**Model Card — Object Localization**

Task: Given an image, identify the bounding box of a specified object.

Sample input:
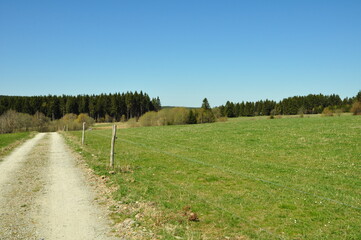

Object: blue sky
[0,0,360,107]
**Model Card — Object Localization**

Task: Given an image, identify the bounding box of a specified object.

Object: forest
[218,92,360,117]
[1,91,360,125]
[0,91,161,122]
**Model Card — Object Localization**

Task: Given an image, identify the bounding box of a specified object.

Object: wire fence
[79,128,360,239]
[87,130,285,239]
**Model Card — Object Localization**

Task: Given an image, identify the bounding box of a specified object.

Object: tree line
[0,91,161,122]
[218,92,360,118]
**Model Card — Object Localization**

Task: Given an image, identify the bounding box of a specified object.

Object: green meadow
[65,115,361,239]
[0,132,32,157]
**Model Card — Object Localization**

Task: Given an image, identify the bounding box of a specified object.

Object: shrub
[104,114,113,123]
[351,101,361,115]
[0,110,18,133]
[120,115,126,122]
[62,113,77,122]
[334,109,343,117]
[217,117,228,122]
[51,113,95,131]
[212,107,223,119]
[139,111,158,126]
[298,107,305,118]
[58,114,80,131]
[126,118,139,128]
[33,112,51,132]
[133,107,218,127]
[322,107,334,117]
[77,113,95,126]
[196,109,215,124]
[172,108,189,125]
[0,110,51,133]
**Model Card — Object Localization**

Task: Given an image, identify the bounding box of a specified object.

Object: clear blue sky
[1,0,360,107]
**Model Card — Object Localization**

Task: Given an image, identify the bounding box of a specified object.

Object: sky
[0,0,360,107]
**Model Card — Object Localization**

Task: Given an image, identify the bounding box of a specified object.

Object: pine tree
[201,98,211,110]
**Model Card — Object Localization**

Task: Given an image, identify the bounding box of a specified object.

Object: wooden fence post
[110,124,117,168]
[82,122,86,145]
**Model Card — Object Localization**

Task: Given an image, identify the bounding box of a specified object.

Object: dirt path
[0,132,118,240]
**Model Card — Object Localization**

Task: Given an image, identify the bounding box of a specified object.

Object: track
[0,132,117,240]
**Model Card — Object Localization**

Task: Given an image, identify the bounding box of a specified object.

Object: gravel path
[0,132,118,240]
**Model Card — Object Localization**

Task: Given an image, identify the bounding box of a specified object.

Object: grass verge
[0,132,35,159]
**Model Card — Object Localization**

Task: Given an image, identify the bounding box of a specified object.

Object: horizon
[1,1,360,107]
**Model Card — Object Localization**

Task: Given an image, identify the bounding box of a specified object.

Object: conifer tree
[201,98,211,110]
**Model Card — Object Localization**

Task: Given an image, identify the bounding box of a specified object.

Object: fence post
[82,122,86,145]
[110,124,117,168]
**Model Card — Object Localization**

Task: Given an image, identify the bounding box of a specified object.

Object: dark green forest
[0,92,161,122]
[218,92,360,117]
[1,91,360,122]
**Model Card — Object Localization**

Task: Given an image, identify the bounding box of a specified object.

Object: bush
[351,101,361,115]
[334,109,343,116]
[217,117,228,122]
[196,109,215,124]
[136,107,218,128]
[0,110,19,133]
[126,118,139,128]
[0,111,96,133]
[212,107,223,119]
[77,113,95,126]
[120,115,126,122]
[0,110,51,133]
[138,111,158,126]
[298,107,305,118]
[322,107,334,117]
[49,113,95,131]
[172,108,189,125]
[138,108,190,127]
[104,114,113,123]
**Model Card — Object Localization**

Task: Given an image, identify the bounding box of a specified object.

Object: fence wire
[84,129,360,239]
[88,129,286,239]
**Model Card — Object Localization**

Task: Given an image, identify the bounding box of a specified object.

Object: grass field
[65,115,361,239]
[0,132,33,157]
